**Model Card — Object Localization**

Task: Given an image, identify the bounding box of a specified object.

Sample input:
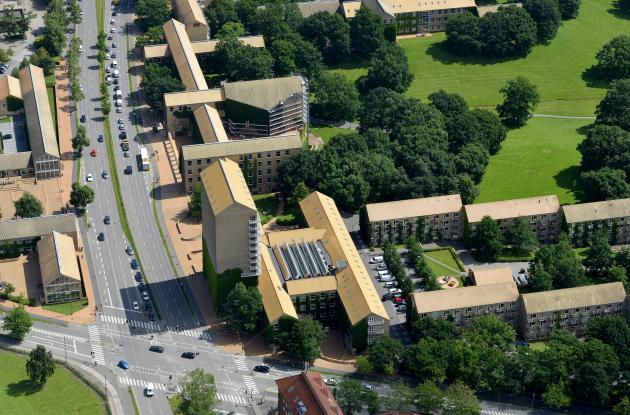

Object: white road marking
[88,325,106,365]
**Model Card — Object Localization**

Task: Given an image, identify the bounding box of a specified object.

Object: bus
[140,147,150,171]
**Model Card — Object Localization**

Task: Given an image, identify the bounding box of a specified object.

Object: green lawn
[530,342,548,351]
[476,117,588,205]
[46,86,57,133]
[310,125,351,145]
[42,299,89,315]
[332,0,630,115]
[0,350,106,415]
[423,249,462,277]
[253,193,279,225]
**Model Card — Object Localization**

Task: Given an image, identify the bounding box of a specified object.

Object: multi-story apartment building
[464,195,561,243]
[518,282,627,341]
[200,158,259,277]
[470,266,514,286]
[363,194,463,245]
[276,372,343,415]
[180,133,302,194]
[410,281,520,331]
[361,0,476,34]
[563,198,630,246]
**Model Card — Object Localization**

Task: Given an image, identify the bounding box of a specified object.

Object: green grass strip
[128,386,140,415]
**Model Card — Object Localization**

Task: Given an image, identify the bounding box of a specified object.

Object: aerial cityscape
[0,0,629,413]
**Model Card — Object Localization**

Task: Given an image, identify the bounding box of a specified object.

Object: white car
[117,118,124,124]
[324,378,337,386]
[379,275,395,282]
[110,27,116,33]
[132,301,139,311]
[145,383,154,397]
[363,384,374,390]
[116,107,123,113]
[86,173,93,182]
[141,291,149,301]
[388,288,402,295]
[369,256,384,264]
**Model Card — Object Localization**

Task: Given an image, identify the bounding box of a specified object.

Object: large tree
[528,235,586,290]
[72,125,90,154]
[136,0,171,29]
[42,0,67,56]
[311,72,360,122]
[444,12,481,56]
[251,1,302,43]
[581,167,630,202]
[410,316,454,342]
[204,0,238,37]
[584,229,614,275]
[188,182,202,221]
[443,381,481,415]
[594,35,630,81]
[140,64,185,113]
[478,6,537,57]
[334,380,364,414]
[14,192,43,218]
[367,335,403,374]
[523,0,562,42]
[26,345,55,385]
[504,217,538,255]
[471,215,503,261]
[278,318,325,363]
[455,142,489,183]
[496,76,540,127]
[2,304,32,339]
[414,381,444,414]
[558,0,580,19]
[221,282,263,332]
[300,11,350,64]
[69,183,95,210]
[595,79,630,131]
[403,337,450,382]
[29,48,55,76]
[224,44,274,81]
[356,43,413,94]
[577,125,630,175]
[587,316,630,370]
[177,368,217,415]
[349,8,385,59]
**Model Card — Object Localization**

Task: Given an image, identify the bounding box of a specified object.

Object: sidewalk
[55,59,74,209]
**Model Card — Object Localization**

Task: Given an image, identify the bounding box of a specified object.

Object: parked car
[383,281,398,288]
[253,365,270,373]
[145,302,152,312]
[138,282,146,292]
[80,114,86,122]
[126,245,134,255]
[181,352,195,359]
[3,134,12,140]
[118,360,129,370]
[86,173,93,182]
[124,165,132,174]
[381,293,393,302]
[375,264,387,271]
[379,275,395,282]
[116,107,123,113]
[134,272,142,282]
[324,378,337,386]
[369,256,384,264]
[123,151,130,157]
[102,171,109,179]
[148,313,156,322]
[396,304,407,313]
[141,291,149,301]
[132,301,139,311]
[363,384,374,390]
[131,259,138,270]
[149,345,164,353]
[119,131,127,139]
[394,297,405,304]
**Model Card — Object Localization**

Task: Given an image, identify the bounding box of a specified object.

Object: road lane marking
[30,327,88,343]
[88,325,106,365]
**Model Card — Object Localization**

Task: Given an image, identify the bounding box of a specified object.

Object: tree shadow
[554,165,583,202]
[581,66,610,89]
[576,123,595,136]
[608,1,630,20]
[6,379,43,397]
[424,41,522,66]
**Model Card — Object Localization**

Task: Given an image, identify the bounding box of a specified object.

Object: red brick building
[275,372,343,415]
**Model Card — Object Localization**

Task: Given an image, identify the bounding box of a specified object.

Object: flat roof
[200,158,256,215]
[563,198,630,224]
[181,133,302,161]
[472,266,514,286]
[411,281,519,314]
[164,89,224,107]
[379,0,476,14]
[144,35,265,59]
[19,64,59,160]
[193,104,228,143]
[163,19,208,91]
[296,0,340,17]
[37,231,81,285]
[0,151,32,171]
[0,214,78,242]
[366,194,462,222]
[300,192,389,324]
[521,282,627,314]
[464,195,560,223]
[223,76,304,111]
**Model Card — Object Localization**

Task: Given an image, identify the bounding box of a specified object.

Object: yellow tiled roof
[341,1,362,18]
[563,198,630,224]
[412,282,519,314]
[163,89,224,107]
[193,104,228,143]
[285,276,338,296]
[200,158,256,215]
[521,282,627,314]
[472,266,514,286]
[174,0,206,27]
[181,133,302,161]
[366,194,462,222]
[259,243,298,323]
[37,231,81,285]
[464,195,560,223]
[300,192,388,325]
[163,19,208,91]
[380,0,475,14]
[265,228,327,246]
[144,36,265,59]
[0,74,22,100]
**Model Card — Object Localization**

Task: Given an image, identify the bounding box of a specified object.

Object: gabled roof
[181,133,302,161]
[0,74,22,100]
[200,158,256,215]
[464,195,560,223]
[0,214,78,242]
[341,0,362,18]
[285,276,338,296]
[366,194,462,222]
[300,192,388,325]
[276,372,343,415]
[37,231,81,285]
[296,0,340,17]
[259,243,298,323]
[19,64,59,160]
[411,282,519,314]
[0,151,32,172]
[144,36,265,59]
[521,282,627,314]
[163,89,224,107]
[563,198,630,224]
[173,0,207,29]
[223,76,304,111]
[193,104,228,143]
[162,19,208,91]
[472,266,514,286]
[379,0,475,14]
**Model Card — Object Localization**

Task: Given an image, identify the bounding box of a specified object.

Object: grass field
[310,125,351,145]
[332,0,630,115]
[42,299,89,315]
[423,249,462,277]
[476,117,588,204]
[46,86,57,133]
[0,350,106,415]
[253,193,278,225]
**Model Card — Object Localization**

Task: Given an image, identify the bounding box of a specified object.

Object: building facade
[464,195,561,243]
[180,133,303,194]
[363,194,463,245]
[200,158,260,277]
[0,74,23,116]
[0,152,33,178]
[563,198,630,246]
[173,0,208,41]
[518,282,627,341]
[276,372,343,415]
[37,231,82,304]
[0,214,80,253]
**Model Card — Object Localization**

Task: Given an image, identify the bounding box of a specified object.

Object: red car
[394,297,405,304]
[90,148,97,157]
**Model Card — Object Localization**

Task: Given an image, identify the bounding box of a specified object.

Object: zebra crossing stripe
[242,375,258,394]
[119,377,167,391]
[217,393,247,405]
[481,411,518,415]
[99,315,212,340]
[30,327,88,343]
[88,325,105,365]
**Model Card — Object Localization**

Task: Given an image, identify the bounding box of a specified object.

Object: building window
[276,151,281,156]
[196,160,201,165]
[310,303,316,310]
[267,152,271,157]
[299,304,306,311]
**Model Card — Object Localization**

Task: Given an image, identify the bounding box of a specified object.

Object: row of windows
[291,292,336,302]
[239,151,290,160]
[528,303,622,319]
[169,105,192,112]
[298,302,337,311]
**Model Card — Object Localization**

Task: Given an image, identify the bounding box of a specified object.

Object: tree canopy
[278,318,325,363]
[356,43,413,94]
[311,72,360,122]
[594,35,630,81]
[140,64,184,113]
[496,76,540,127]
[523,0,562,42]
[136,0,171,30]
[221,282,263,332]
[177,368,217,415]
[69,183,95,210]
[26,345,55,385]
[349,8,385,59]
[470,215,503,261]
[528,235,585,290]
[14,192,43,218]
[595,79,630,131]
[300,11,350,64]
[2,304,32,339]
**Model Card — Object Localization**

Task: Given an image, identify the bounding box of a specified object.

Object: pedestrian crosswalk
[165,326,212,342]
[233,355,248,371]
[88,325,105,365]
[242,375,258,395]
[119,377,168,391]
[31,327,88,343]
[481,411,518,415]
[217,392,248,405]
[98,314,212,341]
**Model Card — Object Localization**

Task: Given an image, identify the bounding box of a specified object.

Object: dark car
[105,46,110,52]
[148,312,156,322]
[253,365,270,373]
[80,114,87,122]
[149,345,163,353]
[144,302,153,311]
[118,360,130,370]
[124,165,132,175]
[130,259,138,270]
[104,216,111,225]
[97,232,105,241]
[181,352,195,359]
[119,131,126,139]
[97,134,104,142]
[3,134,12,140]
[138,282,146,291]
[134,272,143,282]
[381,293,393,302]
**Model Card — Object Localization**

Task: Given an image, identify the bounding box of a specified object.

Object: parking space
[0,115,28,153]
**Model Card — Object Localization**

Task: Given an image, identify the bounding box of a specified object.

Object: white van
[145,383,154,397]
[377,270,390,277]
[111,60,118,68]
[379,275,395,282]
[115,90,122,98]
[115,99,122,107]
[113,69,119,78]
[369,256,384,264]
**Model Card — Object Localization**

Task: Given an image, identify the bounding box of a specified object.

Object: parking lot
[0,115,28,153]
